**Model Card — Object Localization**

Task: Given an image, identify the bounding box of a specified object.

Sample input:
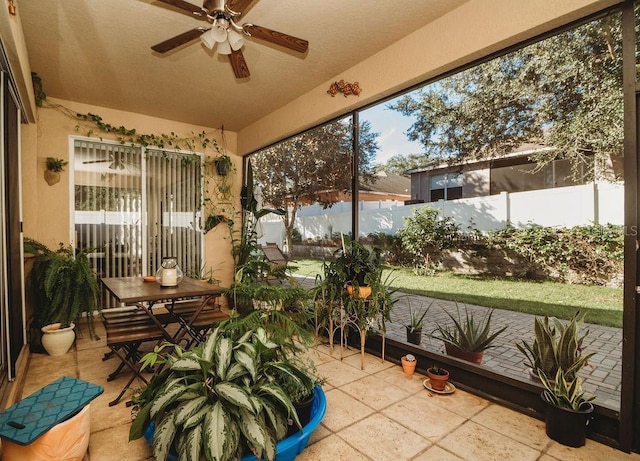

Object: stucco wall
[238,0,621,155]
[21,98,241,285]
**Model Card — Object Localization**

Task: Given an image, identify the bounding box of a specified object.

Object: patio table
[100,276,223,344]
[100,276,224,405]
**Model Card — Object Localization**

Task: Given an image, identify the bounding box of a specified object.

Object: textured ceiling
[18,0,469,131]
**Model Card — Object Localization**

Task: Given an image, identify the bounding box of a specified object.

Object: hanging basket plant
[215,154,232,176]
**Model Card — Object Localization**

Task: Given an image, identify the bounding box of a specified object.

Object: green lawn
[291,259,623,327]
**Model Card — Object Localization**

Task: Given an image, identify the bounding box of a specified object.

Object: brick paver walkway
[387,294,622,410]
[296,276,623,410]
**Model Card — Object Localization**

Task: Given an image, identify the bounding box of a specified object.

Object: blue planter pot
[145,386,327,461]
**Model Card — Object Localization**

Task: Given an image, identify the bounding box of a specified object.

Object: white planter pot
[41,323,75,356]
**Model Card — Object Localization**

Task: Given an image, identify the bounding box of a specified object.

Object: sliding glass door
[72,138,203,290]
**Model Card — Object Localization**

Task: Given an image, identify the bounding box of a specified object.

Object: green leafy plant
[539,369,595,411]
[427,364,448,376]
[218,308,314,359]
[276,356,324,404]
[400,300,432,333]
[336,235,382,286]
[45,157,68,172]
[24,238,100,338]
[234,159,285,283]
[214,154,232,176]
[432,304,507,353]
[398,206,461,273]
[516,311,594,382]
[130,326,315,461]
[251,284,310,312]
[488,224,623,285]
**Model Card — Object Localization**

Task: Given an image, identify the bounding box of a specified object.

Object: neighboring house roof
[404,143,556,175]
[361,171,411,197]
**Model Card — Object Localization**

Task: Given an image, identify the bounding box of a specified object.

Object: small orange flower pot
[401,355,417,376]
[345,284,372,299]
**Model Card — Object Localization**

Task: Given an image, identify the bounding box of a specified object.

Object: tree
[251,119,379,250]
[390,15,623,180]
[399,206,460,273]
[376,153,430,177]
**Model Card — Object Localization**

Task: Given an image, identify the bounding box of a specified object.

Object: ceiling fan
[151,0,309,78]
[83,152,126,170]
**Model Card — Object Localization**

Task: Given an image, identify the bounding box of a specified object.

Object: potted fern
[130,324,327,461]
[25,238,100,355]
[432,304,507,364]
[539,369,595,447]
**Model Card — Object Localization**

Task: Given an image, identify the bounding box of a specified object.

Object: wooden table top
[100,276,223,304]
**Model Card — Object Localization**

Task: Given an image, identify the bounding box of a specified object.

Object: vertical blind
[73,140,203,292]
[145,148,203,279]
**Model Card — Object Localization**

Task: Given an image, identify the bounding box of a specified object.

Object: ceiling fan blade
[228,48,250,78]
[83,159,110,164]
[244,24,308,54]
[151,28,205,53]
[227,0,255,15]
[156,0,204,15]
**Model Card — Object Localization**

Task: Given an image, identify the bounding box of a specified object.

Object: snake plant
[129,326,314,461]
[432,304,507,352]
[539,369,595,411]
[516,311,594,382]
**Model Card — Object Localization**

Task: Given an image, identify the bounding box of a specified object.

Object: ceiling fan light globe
[200,29,216,49]
[228,29,245,51]
[217,39,232,55]
[211,24,228,43]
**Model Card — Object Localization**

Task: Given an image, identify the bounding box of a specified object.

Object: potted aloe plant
[432,304,507,364]
[400,300,432,345]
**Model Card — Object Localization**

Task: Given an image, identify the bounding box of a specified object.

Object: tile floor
[13,321,640,461]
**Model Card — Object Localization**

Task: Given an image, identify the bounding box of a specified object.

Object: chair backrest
[262,245,287,267]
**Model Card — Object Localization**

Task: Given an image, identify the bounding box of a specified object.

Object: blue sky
[360,95,424,165]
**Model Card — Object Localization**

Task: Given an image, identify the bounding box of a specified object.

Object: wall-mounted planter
[44,170,61,186]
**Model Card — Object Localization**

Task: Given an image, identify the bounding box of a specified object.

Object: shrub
[488,224,623,285]
[398,207,461,272]
[363,232,411,264]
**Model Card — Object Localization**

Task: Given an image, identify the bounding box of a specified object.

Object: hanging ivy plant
[42,99,237,237]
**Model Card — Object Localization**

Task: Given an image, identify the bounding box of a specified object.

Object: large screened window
[250,116,354,260]
[248,7,627,433]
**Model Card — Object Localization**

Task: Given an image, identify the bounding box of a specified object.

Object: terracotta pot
[401,355,417,376]
[345,284,371,299]
[427,367,450,391]
[41,323,75,356]
[444,343,483,364]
